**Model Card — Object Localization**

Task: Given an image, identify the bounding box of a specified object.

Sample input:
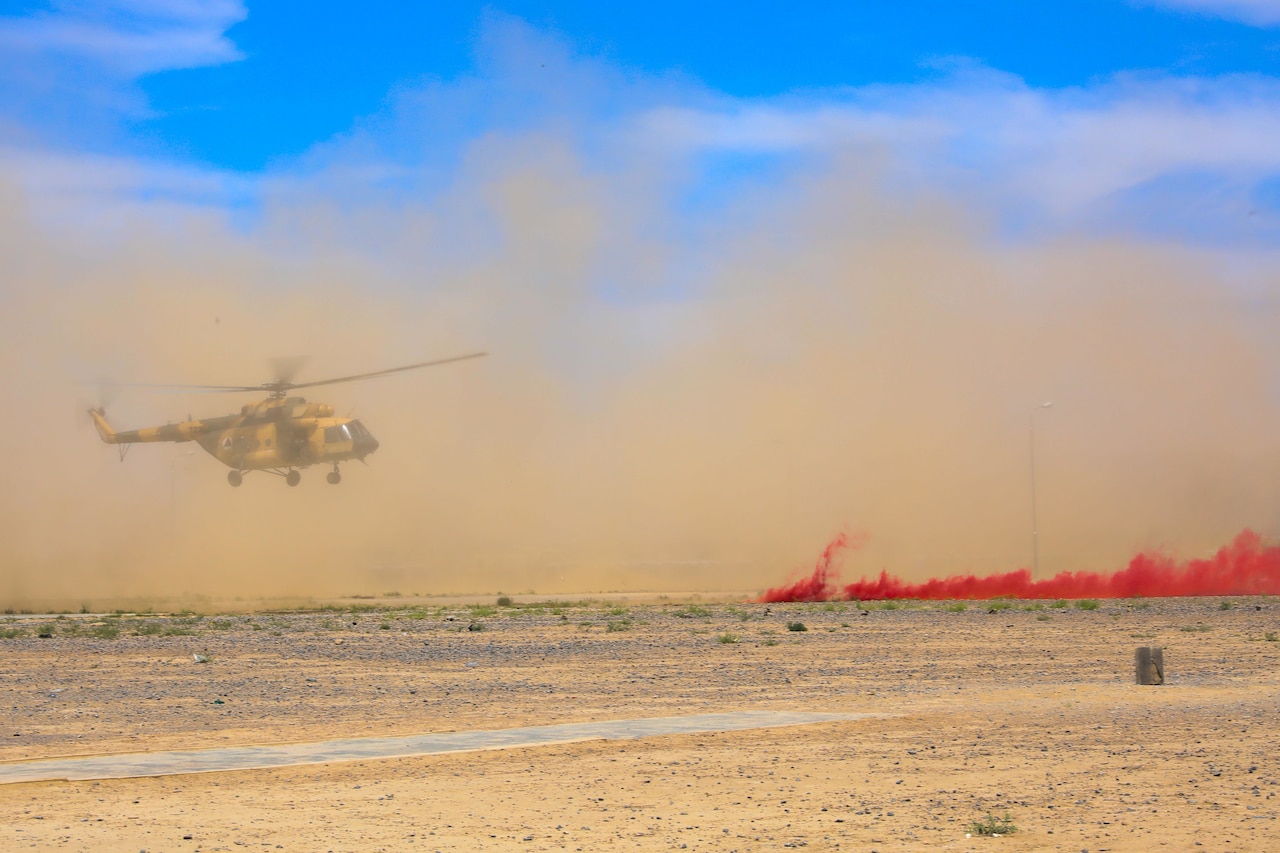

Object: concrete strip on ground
[0,711,874,784]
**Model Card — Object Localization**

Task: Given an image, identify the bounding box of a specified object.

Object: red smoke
[759,532,853,602]
[760,529,1280,602]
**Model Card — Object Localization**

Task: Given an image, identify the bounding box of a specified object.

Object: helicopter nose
[356,431,379,456]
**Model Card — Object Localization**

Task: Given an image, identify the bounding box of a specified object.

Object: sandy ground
[1,596,1277,851]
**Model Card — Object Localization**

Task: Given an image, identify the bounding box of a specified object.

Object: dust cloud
[3,135,1280,610]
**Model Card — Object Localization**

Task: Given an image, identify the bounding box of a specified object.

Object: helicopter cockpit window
[324,424,352,444]
[347,420,373,442]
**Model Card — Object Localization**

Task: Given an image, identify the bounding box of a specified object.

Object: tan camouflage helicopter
[88,352,485,487]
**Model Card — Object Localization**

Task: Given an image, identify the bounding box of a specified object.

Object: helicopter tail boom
[88,408,120,443]
[88,408,196,444]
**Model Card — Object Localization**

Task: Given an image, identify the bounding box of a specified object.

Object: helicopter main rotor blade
[284,352,487,391]
[80,352,486,396]
[82,380,266,393]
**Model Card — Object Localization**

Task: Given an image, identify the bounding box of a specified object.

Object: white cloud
[0,0,246,76]
[1139,0,1280,26]
[0,145,256,235]
[631,71,1280,234]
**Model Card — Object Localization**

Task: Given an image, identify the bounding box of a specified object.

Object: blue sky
[1,1,1280,246]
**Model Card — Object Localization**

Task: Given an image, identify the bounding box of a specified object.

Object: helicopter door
[277,422,307,464]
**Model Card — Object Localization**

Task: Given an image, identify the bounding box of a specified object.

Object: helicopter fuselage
[89,396,379,484]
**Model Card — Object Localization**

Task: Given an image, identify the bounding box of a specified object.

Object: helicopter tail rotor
[75,376,120,433]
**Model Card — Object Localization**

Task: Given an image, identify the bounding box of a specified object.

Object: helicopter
[88,352,486,487]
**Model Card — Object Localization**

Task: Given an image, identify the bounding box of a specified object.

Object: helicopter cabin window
[324,424,352,444]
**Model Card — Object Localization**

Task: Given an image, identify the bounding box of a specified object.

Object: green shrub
[1050,599,1068,609]
[496,596,513,607]
[605,619,632,632]
[786,621,807,632]
[674,605,711,618]
[717,633,739,644]
[1075,600,1100,611]
[968,813,1018,836]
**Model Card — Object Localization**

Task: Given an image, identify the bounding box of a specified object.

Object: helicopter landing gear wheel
[286,469,301,487]
[326,466,341,485]
[227,470,242,487]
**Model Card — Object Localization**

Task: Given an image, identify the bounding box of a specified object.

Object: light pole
[1029,401,1053,577]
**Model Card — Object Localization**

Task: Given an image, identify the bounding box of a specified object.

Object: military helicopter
[88,352,486,487]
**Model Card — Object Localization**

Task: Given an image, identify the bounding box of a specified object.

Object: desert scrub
[605,619,632,632]
[942,602,967,612]
[1264,632,1277,642]
[1219,600,1234,610]
[717,632,739,644]
[0,626,25,639]
[1180,624,1212,632]
[1050,599,1068,609]
[987,601,1013,612]
[968,812,1018,836]
[786,621,808,632]
[468,605,496,618]
[673,605,711,618]
[496,596,513,607]
[1075,599,1100,611]
[1036,614,1051,621]
[87,617,119,637]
